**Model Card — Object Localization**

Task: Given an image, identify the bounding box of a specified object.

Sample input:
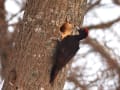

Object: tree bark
[3,0,87,90]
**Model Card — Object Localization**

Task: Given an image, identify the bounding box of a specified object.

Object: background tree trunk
[3,0,87,90]
[0,0,13,80]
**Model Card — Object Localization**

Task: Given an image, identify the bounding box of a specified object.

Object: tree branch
[84,17,120,30]
[84,37,120,69]
[86,0,101,14]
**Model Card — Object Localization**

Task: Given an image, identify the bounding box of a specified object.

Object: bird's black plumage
[50,28,88,84]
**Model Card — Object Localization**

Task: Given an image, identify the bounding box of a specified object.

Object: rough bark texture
[3,0,87,90]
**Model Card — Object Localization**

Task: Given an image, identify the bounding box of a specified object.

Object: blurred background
[0,0,120,90]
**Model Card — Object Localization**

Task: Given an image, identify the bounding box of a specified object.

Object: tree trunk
[3,0,87,90]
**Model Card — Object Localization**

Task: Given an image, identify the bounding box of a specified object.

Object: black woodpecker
[50,22,88,84]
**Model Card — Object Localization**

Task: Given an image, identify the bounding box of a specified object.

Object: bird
[49,22,88,85]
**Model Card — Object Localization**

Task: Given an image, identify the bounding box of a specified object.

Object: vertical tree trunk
[3,0,87,90]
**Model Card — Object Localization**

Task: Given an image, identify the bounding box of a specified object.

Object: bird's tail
[49,65,59,85]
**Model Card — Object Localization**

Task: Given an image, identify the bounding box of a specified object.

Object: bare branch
[67,75,86,89]
[7,7,24,22]
[83,37,119,69]
[84,17,120,30]
[112,0,120,5]
[86,0,101,14]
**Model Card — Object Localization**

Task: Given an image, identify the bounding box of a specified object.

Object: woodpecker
[49,22,88,84]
